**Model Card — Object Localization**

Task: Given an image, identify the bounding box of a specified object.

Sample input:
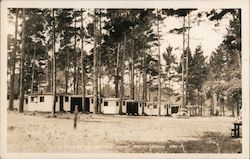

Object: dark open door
[132,102,138,115]
[171,106,179,114]
[127,102,133,115]
[59,96,64,112]
[70,97,82,113]
[85,97,90,112]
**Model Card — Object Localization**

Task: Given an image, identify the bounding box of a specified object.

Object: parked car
[172,108,189,118]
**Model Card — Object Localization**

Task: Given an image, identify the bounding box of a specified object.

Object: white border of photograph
[1,0,249,158]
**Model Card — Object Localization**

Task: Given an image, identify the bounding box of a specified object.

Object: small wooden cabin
[70,95,93,113]
[28,93,60,112]
[122,100,143,116]
[101,98,120,114]
[145,102,180,116]
[56,92,72,112]
[145,102,159,116]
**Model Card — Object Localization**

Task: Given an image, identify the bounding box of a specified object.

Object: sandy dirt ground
[7,111,240,153]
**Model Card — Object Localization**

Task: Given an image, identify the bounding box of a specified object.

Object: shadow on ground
[114,131,242,153]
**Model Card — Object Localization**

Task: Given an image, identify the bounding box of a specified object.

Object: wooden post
[74,105,78,129]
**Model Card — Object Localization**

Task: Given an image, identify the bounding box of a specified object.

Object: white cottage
[56,93,72,112]
[122,100,143,115]
[101,98,120,114]
[28,93,60,112]
[145,102,180,116]
[145,102,159,116]
[70,95,93,113]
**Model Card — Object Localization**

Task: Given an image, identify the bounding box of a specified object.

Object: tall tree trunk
[119,33,126,115]
[181,15,186,109]
[115,43,120,98]
[93,9,98,114]
[168,72,171,104]
[31,44,36,93]
[98,9,102,113]
[76,66,79,94]
[138,69,141,100]
[186,13,190,106]
[142,42,147,114]
[9,9,19,111]
[51,8,57,116]
[81,9,86,113]
[230,97,235,117]
[130,40,135,100]
[73,12,77,95]
[148,75,151,101]
[46,58,52,92]
[18,9,26,113]
[236,100,239,116]
[157,10,161,115]
[65,47,69,93]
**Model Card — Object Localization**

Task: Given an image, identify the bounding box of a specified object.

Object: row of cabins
[8,93,181,116]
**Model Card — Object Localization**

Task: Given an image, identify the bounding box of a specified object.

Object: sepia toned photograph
[0,0,249,158]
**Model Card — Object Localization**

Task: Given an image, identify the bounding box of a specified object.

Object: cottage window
[91,99,93,104]
[40,96,45,102]
[65,96,69,102]
[153,105,157,109]
[31,97,34,102]
[101,99,103,103]
[56,97,58,102]
[25,98,28,104]
[139,103,142,107]
[164,105,167,109]
[123,101,125,105]
[104,101,108,106]
[145,103,146,107]
[7,95,9,100]
[116,102,119,106]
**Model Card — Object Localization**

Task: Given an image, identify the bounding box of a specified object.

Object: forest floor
[7,111,241,153]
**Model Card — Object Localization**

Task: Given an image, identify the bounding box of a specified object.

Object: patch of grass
[114,132,241,153]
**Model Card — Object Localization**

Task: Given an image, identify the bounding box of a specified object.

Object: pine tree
[9,9,19,111]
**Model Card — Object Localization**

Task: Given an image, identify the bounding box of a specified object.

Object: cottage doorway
[127,102,139,115]
[171,106,179,114]
[59,96,64,112]
[70,97,82,112]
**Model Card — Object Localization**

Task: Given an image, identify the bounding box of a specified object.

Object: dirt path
[7,111,238,153]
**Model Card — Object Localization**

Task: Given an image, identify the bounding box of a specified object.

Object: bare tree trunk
[119,34,126,115]
[93,9,98,114]
[236,101,239,116]
[130,40,135,100]
[9,9,19,111]
[76,66,79,95]
[98,9,102,113]
[138,69,141,100]
[81,9,86,113]
[181,15,186,109]
[73,12,77,95]
[19,9,26,113]
[157,9,161,115]
[142,42,147,114]
[31,44,36,93]
[186,13,190,106]
[148,75,151,101]
[65,47,69,93]
[115,43,120,98]
[51,8,57,116]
